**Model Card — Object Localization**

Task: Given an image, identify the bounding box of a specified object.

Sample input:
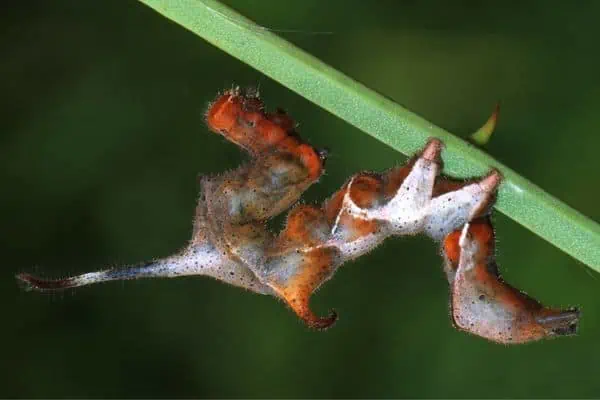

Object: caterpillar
[16,87,579,342]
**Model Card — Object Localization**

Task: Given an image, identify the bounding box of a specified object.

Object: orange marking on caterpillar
[206,88,325,180]
[205,90,237,126]
[340,214,381,240]
[443,230,462,267]
[349,174,383,208]
[253,116,287,149]
[279,206,328,246]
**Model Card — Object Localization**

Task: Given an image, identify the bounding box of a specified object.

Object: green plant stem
[137,0,600,271]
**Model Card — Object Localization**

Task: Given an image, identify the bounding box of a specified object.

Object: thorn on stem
[470,103,500,146]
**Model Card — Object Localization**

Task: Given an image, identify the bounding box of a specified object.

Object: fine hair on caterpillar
[16,87,579,342]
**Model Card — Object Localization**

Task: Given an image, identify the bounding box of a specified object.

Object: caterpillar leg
[444,218,580,344]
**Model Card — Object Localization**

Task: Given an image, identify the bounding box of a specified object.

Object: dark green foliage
[3,0,600,397]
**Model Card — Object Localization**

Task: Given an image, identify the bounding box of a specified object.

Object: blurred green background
[3,0,600,397]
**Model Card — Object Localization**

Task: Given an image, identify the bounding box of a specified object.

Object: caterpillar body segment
[442,217,580,344]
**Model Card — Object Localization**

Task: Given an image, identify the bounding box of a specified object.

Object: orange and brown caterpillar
[16,87,579,342]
